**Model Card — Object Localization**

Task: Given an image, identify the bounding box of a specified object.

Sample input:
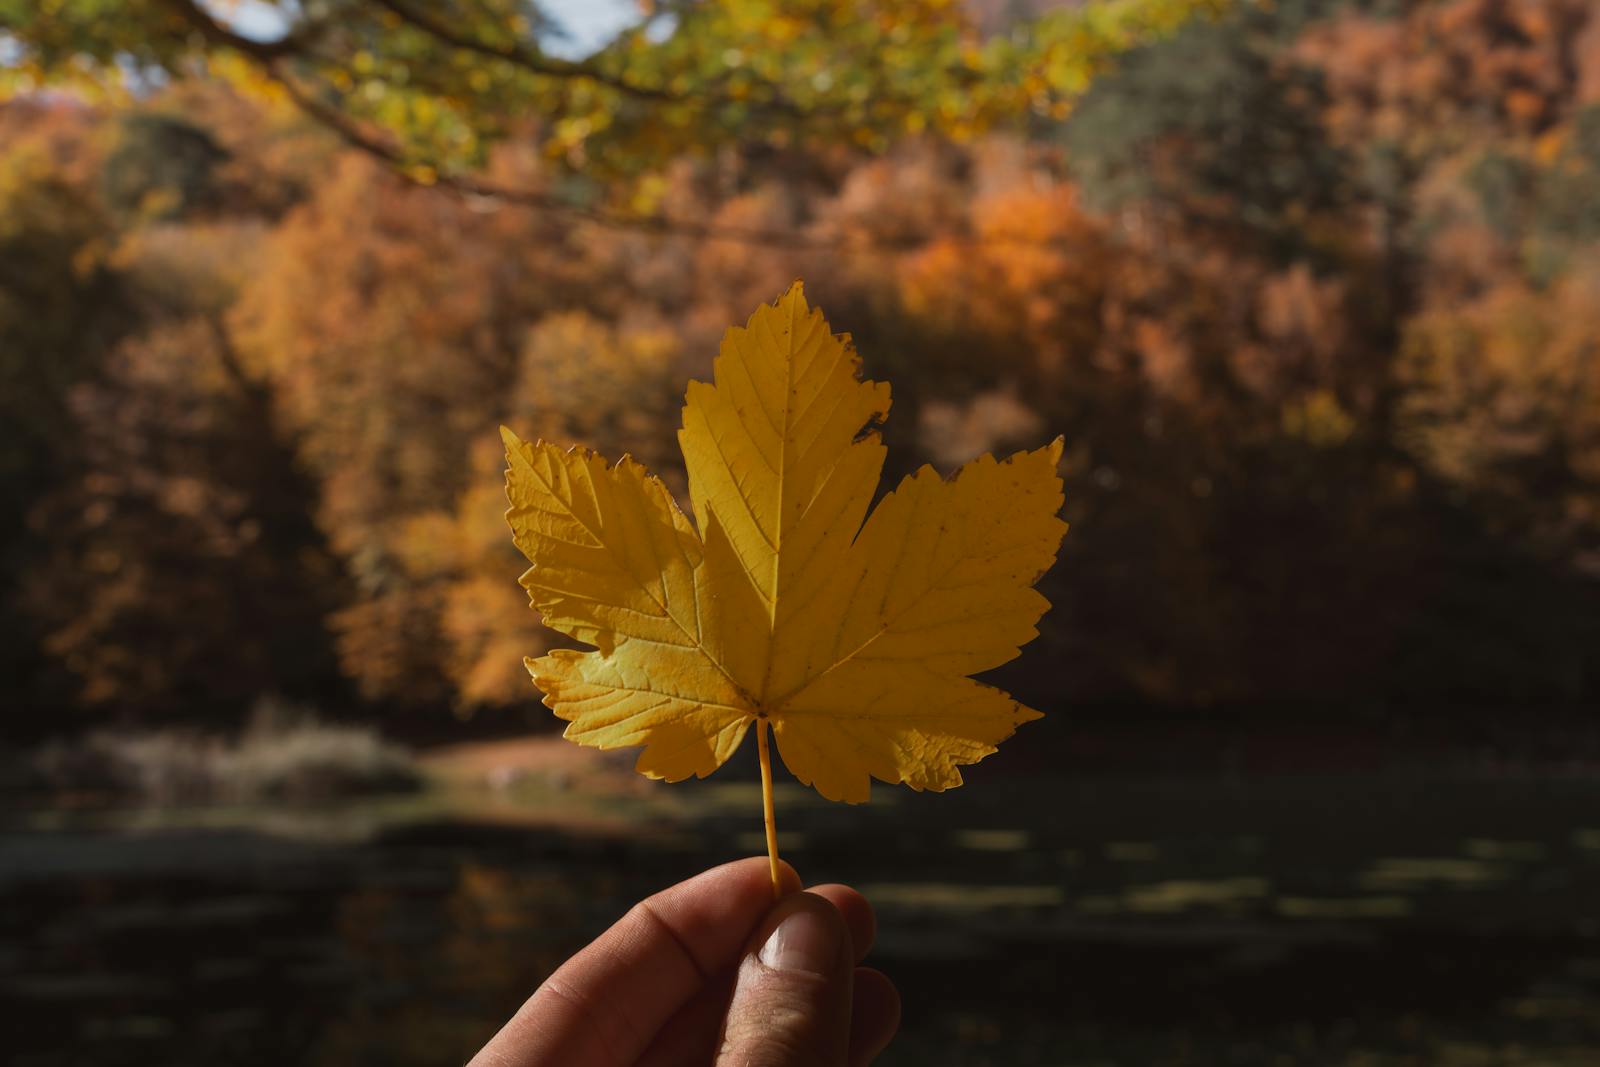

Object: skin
[469,857,900,1067]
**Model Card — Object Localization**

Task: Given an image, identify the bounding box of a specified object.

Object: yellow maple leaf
[503,283,1066,880]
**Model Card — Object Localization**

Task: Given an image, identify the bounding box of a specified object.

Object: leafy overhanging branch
[5,0,1232,247]
[268,65,846,249]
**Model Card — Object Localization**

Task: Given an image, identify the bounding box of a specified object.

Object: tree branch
[271,67,1070,253]
[368,0,811,119]
[267,66,844,249]
[160,0,326,62]
[368,0,686,103]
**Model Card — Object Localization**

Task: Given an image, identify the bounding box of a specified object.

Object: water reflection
[3,770,1600,1066]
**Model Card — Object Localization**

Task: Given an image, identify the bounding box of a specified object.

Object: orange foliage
[902,180,1107,378]
[231,156,557,702]
[11,6,1600,724]
[1401,265,1600,560]
[1300,0,1598,146]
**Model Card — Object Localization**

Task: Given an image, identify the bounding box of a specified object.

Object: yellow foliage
[1401,272,1600,497]
[1281,390,1356,448]
[504,283,1067,802]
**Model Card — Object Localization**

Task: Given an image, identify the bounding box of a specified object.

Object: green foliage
[0,145,135,718]
[101,113,229,221]
[1533,107,1600,246]
[1,0,1225,197]
[0,154,124,492]
[1062,0,1349,255]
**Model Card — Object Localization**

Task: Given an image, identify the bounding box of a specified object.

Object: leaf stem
[756,717,781,900]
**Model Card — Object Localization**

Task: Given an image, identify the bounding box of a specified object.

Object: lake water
[4,766,1599,1065]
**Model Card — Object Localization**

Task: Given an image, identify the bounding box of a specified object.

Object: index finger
[469,856,801,1067]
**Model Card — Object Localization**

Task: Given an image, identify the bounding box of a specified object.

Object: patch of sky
[212,0,305,42]
[202,0,660,60]
[539,0,649,58]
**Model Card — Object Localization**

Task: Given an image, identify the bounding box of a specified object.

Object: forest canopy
[2,0,1598,739]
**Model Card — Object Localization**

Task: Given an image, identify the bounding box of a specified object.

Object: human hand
[469,857,901,1067]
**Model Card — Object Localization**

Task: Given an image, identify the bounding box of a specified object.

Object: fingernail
[758,905,838,975]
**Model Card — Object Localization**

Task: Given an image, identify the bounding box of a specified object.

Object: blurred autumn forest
[3,0,1599,747]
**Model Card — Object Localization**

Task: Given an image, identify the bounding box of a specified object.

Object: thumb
[716,890,854,1067]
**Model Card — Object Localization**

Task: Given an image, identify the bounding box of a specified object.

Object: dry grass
[27,700,420,803]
